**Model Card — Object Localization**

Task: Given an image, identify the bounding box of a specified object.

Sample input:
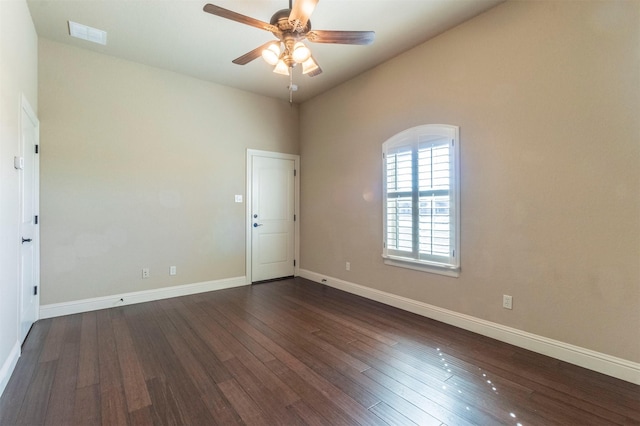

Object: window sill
[382,255,460,278]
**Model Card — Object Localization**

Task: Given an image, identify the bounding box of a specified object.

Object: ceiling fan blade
[203,4,279,33]
[307,62,322,77]
[232,42,277,65]
[306,30,375,45]
[288,0,318,31]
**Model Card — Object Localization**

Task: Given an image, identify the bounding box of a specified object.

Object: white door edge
[19,93,40,342]
[246,149,300,284]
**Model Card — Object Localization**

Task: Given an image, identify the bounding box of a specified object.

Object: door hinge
[293,260,296,267]
[35,144,39,154]
[294,214,296,221]
[33,286,38,296]
[294,169,297,177]
[34,215,38,225]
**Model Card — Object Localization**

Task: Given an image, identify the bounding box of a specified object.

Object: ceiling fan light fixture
[273,60,290,76]
[301,56,319,75]
[292,42,311,63]
[261,43,281,65]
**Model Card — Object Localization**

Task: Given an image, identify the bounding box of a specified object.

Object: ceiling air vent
[68,21,107,45]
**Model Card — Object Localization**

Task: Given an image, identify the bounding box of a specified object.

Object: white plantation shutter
[386,146,414,253]
[383,125,460,276]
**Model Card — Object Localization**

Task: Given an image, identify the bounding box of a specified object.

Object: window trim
[382,124,460,277]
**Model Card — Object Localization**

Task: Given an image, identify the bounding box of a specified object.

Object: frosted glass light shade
[273,60,290,75]
[261,43,281,66]
[292,42,311,63]
[302,57,319,74]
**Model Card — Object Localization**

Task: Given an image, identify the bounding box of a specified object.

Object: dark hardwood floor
[1,277,638,425]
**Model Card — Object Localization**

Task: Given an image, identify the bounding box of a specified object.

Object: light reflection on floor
[436,347,524,426]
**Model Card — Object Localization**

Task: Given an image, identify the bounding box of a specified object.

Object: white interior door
[250,153,296,282]
[19,96,39,343]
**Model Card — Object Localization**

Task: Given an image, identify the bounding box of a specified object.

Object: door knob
[253,223,263,227]
[21,237,32,244]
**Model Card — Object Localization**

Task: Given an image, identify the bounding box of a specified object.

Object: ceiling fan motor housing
[270,9,311,34]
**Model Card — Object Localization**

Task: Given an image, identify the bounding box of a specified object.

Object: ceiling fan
[203,0,375,98]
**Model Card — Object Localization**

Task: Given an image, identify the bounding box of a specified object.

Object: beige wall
[39,39,299,305]
[0,0,38,391]
[299,0,640,362]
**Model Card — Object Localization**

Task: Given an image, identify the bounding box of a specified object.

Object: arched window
[382,124,460,276]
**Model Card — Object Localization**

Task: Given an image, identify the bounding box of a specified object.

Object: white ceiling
[27,0,504,103]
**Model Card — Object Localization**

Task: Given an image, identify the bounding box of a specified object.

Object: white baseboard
[39,276,248,319]
[298,269,640,385]
[0,341,21,399]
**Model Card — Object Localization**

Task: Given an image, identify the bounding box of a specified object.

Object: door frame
[18,93,40,341]
[246,149,300,284]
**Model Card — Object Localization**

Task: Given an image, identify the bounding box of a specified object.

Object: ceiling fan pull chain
[289,68,294,104]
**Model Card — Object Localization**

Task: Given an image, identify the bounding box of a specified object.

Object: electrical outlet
[142,268,150,279]
[170,266,177,276]
[503,294,513,310]
[346,262,351,271]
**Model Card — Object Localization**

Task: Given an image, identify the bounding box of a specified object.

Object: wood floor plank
[187,298,302,407]
[100,386,129,426]
[228,302,382,411]
[0,342,43,425]
[192,296,277,364]
[96,309,122,391]
[214,307,385,425]
[217,378,271,425]
[76,311,99,388]
[96,309,130,426]
[148,302,238,423]
[38,316,67,363]
[44,343,80,425]
[122,302,175,383]
[445,343,640,423]
[284,295,399,346]
[263,358,364,426]
[369,401,419,426]
[73,383,101,426]
[110,311,152,412]
[222,356,305,425]
[1,277,638,426]
[144,377,189,426]
[21,317,52,353]
[164,298,236,363]
[236,290,372,372]
[314,332,516,425]
[214,292,379,408]
[215,304,388,425]
[268,330,446,425]
[139,304,224,425]
[14,360,57,425]
[127,406,154,426]
[288,400,333,426]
